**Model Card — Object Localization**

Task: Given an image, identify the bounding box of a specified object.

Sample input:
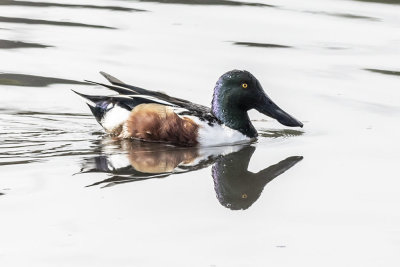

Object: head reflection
[82,138,302,209]
[212,146,302,210]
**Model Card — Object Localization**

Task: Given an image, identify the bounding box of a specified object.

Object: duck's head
[211,70,303,137]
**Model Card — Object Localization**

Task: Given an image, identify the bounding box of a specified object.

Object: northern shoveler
[73,70,303,146]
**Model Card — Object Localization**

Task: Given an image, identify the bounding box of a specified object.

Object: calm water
[1,0,400,266]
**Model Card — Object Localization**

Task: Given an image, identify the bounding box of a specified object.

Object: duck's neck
[211,93,257,138]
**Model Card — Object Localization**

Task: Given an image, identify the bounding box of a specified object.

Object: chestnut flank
[122,104,199,146]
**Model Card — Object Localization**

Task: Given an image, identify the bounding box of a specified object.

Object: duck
[73,70,303,147]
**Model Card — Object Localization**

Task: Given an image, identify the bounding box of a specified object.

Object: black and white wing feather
[95,72,220,124]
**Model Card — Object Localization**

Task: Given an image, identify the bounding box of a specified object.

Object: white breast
[185,116,252,147]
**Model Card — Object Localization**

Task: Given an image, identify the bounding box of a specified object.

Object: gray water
[1,0,400,266]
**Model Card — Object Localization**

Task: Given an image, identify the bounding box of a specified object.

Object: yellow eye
[241,193,248,199]
[242,83,248,89]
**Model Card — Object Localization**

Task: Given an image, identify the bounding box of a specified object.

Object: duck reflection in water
[81,138,303,210]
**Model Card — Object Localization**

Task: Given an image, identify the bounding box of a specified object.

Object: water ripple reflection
[0,16,115,29]
[258,128,304,138]
[0,0,146,12]
[0,109,102,166]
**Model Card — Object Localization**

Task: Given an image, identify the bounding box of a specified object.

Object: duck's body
[92,102,250,146]
[74,70,303,147]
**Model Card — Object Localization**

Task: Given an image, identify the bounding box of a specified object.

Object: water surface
[1,0,400,266]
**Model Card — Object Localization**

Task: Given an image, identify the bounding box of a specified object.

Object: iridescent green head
[211,70,303,137]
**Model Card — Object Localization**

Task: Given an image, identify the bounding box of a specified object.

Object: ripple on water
[257,128,304,138]
[232,41,292,49]
[0,73,89,87]
[0,108,102,166]
[134,0,274,7]
[364,68,400,77]
[0,16,116,29]
[0,0,146,12]
[353,0,400,4]
[0,39,52,49]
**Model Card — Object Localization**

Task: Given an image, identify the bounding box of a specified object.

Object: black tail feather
[100,71,125,85]
[71,89,108,104]
[98,72,193,104]
[79,72,213,116]
[84,80,137,96]
[72,89,163,111]
[98,72,211,113]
